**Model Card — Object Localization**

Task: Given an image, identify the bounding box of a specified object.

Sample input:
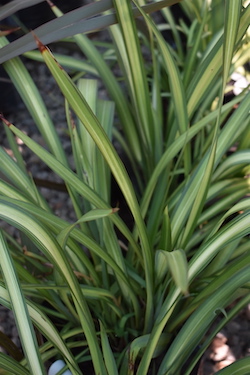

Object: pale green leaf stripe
[24,50,98,75]
[71,24,142,162]
[168,254,250,333]
[0,196,140,319]
[215,91,250,163]
[0,0,114,58]
[179,0,244,246]
[0,147,50,211]
[141,92,249,244]
[182,292,250,375]
[0,197,126,283]
[137,212,250,374]
[113,0,154,157]
[180,141,216,248]
[0,283,82,374]
[4,123,26,174]
[0,148,48,209]
[140,94,244,217]
[0,205,107,374]
[170,153,210,246]
[157,265,250,375]
[35,42,153,332]
[0,231,45,375]
[189,210,250,280]
[134,1,188,136]
[205,198,250,242]
[154,250,169,287]
[0,179,31,202]
[0,37,68,166]
[73,79,130,296]
[187,4,250,116]
[0,0,181,63]
[0,148,36,199]
[215,357,250,375]
[222,0,242,90]
[198,185,249,226]
[213,150,250,180]
[0,352,29,375]
[100,321,119,375]
[57,208,116,249]
[2,122,140,257]
[205,179,242,203]
[159,206,172,250]
[164,249,189,295]
[22,284,119,305]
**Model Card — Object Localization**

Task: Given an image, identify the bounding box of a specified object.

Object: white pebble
[48,360,72,375]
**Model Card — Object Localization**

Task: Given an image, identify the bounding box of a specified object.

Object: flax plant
[0,0,249,374]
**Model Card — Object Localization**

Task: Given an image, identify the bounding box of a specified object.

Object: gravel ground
[0,6,249,373]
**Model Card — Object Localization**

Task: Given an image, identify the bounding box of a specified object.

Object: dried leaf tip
[46,0,55,8]
[0,113,12,127]
[0,27,20,37]
[32,31,47,53]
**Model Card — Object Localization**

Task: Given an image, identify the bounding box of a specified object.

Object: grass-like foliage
[0,0,249,374]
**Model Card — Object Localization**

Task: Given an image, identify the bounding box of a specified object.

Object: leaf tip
[32,31,48,53]
[46,0,55,8]
[0,113,12,127]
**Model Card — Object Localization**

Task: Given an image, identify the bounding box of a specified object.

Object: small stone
[210,344,229,361]
[211,332,227,348]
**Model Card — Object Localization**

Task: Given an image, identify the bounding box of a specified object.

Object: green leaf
[33,36,153,333]
[1,119,138,254]
[180,141,216,248]
[0,203,108,375]
[159,206,172,250]
[158,264,250,375]
[140,94,244,219]
[164,249,189,295]
[0,0,182,63]
[100,321,119,375]
[0,352,29,375]
[154,250,169,287]
[120,333,171,375]
[213,150,250,180]
[0,37,68,166]
[112,0,155,165]
[133,0,189,137]
[0,147,47,209]
[57,208,118,249]
[0,282,82,374]
[0,230,46,375]
[189,210,250,280]
[222,0,242,91]
[187,4,250,116]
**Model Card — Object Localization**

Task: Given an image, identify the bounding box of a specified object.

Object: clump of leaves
[0,0,249,374]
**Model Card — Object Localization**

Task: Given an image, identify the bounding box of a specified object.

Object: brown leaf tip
[32,31,48,53]
[46,0,55,8]
[0,26,20,37]
[0,113,12,127]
